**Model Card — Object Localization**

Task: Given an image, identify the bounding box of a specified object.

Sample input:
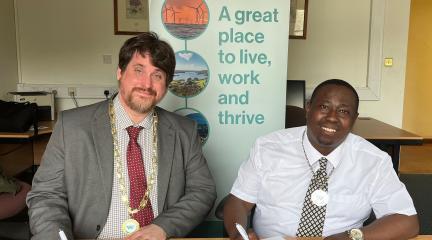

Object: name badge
[311,189,329,207]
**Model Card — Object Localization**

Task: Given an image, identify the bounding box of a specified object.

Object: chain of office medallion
[109,100,159,216]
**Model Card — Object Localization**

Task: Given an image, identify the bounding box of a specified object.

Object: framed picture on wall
[114,0,150,35]
[289,0,308,39]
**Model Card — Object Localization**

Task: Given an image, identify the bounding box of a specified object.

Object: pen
[59,229,68,240]
[235,223,250,240]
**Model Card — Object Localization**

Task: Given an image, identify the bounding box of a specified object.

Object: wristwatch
[348,228,364,240]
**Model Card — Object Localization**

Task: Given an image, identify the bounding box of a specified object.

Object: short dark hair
[309,79,359,112]
[118,32,176,86]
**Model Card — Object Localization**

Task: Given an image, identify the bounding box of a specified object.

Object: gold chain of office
[109,100,158,216]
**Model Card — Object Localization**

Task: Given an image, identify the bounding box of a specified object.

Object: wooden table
[352,117,423,172]
[0,120,54,139]
[82,237,432,240]
[0,121,53,176]
[173,237,432,240]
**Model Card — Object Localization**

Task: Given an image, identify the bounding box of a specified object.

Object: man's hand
[223,194,256,240]
[324,214,419,240]
[125,224,167,240]
[246,228,259,240]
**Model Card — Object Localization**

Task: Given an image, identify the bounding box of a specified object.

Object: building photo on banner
[148,0,290,219]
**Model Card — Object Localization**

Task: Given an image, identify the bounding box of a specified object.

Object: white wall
[15,0,127,85]
[14,0,131,110]
[288,0,370,88]
[15,0,411,127]
[362,0,410,128]
[288,0,411,127]
[0,0,18,100]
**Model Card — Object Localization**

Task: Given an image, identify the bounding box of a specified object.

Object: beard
[123,87,158,114]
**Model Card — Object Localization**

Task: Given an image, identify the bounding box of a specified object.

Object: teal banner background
[150,0,290,219]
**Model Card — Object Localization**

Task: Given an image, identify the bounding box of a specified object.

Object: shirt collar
[302,128,345,169]
[113,93,154,131]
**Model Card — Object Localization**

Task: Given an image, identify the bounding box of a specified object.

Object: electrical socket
[68,87,76,97]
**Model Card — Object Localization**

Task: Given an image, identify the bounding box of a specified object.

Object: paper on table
[261,236,286,240]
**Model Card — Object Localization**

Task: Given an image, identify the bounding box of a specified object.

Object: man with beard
[224,79,418,240]
[27,32,216,240]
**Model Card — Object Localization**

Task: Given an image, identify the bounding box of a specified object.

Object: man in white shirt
[224,79,419,240]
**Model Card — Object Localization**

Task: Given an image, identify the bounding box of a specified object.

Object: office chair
[285,105,306,128]
[215,196,228,220]
[399,173,432,234]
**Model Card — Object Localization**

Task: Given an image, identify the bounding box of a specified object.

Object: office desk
[0,121,53,176]
[81,237,432,240]
[173,237,432,240]
[0,118,422,174]
[352,117,423,172]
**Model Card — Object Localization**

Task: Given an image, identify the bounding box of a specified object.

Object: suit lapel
[156,108,175,213]
[92,101,114,209]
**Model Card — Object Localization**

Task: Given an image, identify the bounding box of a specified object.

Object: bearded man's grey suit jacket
[26,99,217,240]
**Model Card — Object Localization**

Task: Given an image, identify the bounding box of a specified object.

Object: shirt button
[96,225,101,231]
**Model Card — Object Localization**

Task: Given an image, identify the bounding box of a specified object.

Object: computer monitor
[286,80,306,108]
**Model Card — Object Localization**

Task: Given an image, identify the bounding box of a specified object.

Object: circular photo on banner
[169,50,209,98]
[161,0,209,40]
[174,108,209,144]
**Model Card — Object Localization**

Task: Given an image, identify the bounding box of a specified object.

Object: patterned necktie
[126,126,154,227]
[296,157,329,237]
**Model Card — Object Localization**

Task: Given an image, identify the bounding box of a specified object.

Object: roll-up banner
[150,0,289,211]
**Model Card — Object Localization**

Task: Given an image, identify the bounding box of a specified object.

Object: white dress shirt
[230,126,416,238]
